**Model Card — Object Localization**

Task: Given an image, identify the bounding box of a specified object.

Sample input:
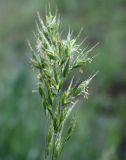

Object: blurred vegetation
[0,0,126,160]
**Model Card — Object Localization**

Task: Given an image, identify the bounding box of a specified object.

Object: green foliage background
[0,0,126,159]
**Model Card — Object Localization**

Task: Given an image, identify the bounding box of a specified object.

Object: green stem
[52,133,56,160]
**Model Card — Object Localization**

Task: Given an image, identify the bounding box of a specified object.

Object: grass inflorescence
[29,10,97,160]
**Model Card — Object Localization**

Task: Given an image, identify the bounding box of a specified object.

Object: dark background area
[0,0,126,159]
